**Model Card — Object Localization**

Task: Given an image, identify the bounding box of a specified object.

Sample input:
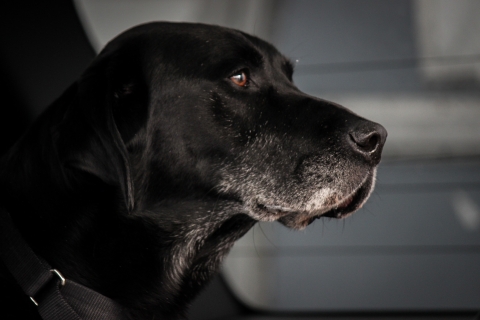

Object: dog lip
[256,184,362,222]
[319,177,371,219]
[256,181,365,219]
[259,204,296,214]
[253,203,296,220]
[249,169,376,228]
[335,193,355,210]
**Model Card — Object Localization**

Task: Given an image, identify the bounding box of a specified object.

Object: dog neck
[0,119,255,319]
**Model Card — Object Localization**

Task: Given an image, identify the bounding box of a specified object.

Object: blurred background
[1,1,479,319]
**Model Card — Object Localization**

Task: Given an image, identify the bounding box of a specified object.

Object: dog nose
[349,122,387,164]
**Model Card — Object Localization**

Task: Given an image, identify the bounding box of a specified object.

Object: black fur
[0,22,386,319]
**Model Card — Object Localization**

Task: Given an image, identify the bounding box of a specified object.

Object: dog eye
[230,70,248,87]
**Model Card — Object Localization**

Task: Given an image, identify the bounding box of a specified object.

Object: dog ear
[55,53,148,212]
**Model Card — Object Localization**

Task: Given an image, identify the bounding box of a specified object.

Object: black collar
[0,207,127,320]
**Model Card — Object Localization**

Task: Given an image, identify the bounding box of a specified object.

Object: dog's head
[62,22,386,231]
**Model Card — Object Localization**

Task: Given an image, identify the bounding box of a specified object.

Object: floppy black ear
[55,53,148,212]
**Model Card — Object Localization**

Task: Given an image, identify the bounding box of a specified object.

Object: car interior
[1,1,479,319]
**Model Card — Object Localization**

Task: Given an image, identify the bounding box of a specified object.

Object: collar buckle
[30,269,66,306]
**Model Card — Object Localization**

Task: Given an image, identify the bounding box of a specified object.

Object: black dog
[0,22,386,319]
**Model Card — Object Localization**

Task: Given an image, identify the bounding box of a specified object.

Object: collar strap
[0,207,127,319]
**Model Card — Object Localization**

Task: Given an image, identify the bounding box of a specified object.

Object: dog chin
[255,170,377,230]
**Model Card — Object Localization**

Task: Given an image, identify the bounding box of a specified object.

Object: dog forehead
[125,23,289,74]
[161,24,266,70]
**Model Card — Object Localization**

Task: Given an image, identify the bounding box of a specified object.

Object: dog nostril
[350,132,381,153]
[349,122,387,164]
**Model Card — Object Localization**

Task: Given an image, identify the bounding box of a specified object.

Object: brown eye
[230,71,248,87]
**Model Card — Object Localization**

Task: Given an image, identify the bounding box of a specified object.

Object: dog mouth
[254,172,375,229]
[315,176,372,219]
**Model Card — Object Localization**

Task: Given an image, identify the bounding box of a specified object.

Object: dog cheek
[194,157,225,186]
[208,91,265,147]
[217,132,371,220]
